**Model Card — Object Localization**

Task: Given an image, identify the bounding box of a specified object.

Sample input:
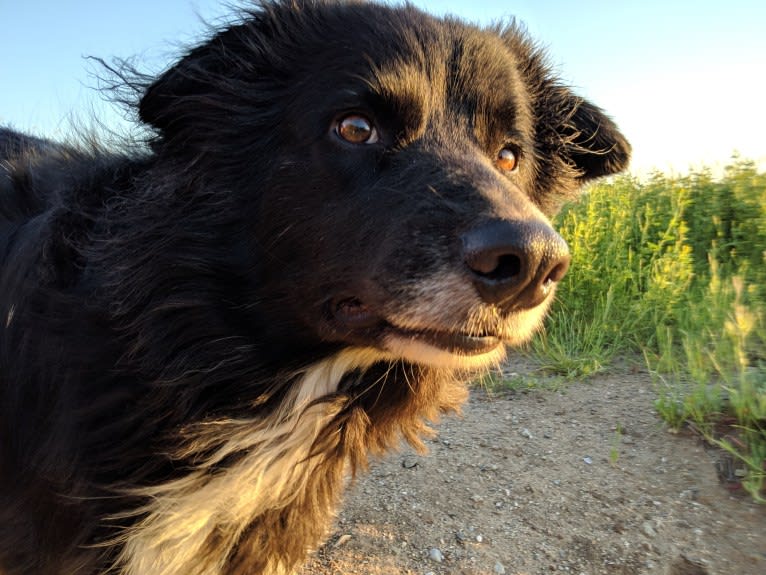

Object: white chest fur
[117,348,385,575]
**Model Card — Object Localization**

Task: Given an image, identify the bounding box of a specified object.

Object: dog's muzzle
[321,218,569,366]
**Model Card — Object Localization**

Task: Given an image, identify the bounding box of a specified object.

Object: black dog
[0,1,629,573]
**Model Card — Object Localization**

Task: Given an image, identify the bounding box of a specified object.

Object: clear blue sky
[2,0,765,175]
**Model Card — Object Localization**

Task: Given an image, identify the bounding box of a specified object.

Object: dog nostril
[473,253,522,281]
[544,260,569,285]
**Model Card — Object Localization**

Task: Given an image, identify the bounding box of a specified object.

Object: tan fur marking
[117,348,384,575]
[381,332,507,370]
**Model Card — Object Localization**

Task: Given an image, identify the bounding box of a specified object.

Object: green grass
[477,366,567,393]
[524,158,766,501]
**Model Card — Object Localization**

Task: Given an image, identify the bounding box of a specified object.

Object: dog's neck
[116,348,388,575]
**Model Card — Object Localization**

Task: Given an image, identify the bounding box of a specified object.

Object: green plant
[530,160,766,501]
[476,367,565,393]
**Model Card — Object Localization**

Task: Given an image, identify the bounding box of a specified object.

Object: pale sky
[1,0,764,176]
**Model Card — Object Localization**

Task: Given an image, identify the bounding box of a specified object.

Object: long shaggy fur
[0,1,629,574]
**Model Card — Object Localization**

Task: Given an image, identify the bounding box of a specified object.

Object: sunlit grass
[526,158,766,501]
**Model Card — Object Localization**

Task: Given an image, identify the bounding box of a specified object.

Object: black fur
[0,1,629,573]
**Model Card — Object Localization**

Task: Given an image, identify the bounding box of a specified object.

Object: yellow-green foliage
[537,159,765,371]
[531,159,765,500]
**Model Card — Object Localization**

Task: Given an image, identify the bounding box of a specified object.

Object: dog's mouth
[326,297,506,367]
[384,325,501,355]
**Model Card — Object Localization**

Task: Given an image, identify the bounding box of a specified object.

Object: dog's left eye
[335,114,379,145]
[496,147,520,172]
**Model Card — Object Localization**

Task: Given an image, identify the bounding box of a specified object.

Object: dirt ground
[300,358,765,575]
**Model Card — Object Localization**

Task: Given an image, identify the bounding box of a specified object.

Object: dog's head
[138,0,629,371]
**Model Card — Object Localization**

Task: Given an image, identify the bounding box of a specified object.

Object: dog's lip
[384,325,502,355]
[329,297,501,356]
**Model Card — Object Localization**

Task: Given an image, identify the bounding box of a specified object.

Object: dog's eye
[335,114,379,144]
[497,147,519,172]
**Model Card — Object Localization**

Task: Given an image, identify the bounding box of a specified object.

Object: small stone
[642,521,657,538]
[428,548,444,563]
[494,561,507,574]
[475,534,483,543]
[583,456,593,465]
[520,428,534,439]
[671,554,710,575]
[334,534,352,547]
[401,456,419,469]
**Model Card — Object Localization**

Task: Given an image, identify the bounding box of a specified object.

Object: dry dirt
[300,358,765,575]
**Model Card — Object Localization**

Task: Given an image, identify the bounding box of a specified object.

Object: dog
[0,1,629,573]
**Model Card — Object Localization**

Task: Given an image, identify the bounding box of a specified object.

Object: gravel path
[301,363,765,575]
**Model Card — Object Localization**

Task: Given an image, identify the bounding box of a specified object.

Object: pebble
[401,456,419,469]
[583,456,593,465]
[333,534,352,547]
[520,428,534,439]
[494,561,506,574]
[428,548,444,563]
[642,521,657,538]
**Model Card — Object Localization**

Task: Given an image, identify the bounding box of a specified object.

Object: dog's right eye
[335,114,379,145]
[496,146,520,172]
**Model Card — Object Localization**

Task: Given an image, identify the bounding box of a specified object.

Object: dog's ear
[562,97,631,181]
[500,24,630,181]
[138,25,251,136]
[533,84,631,183]
[138,47,206,132]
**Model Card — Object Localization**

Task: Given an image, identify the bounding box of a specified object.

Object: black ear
[138,46,207,131]
[499,23,630,181]
[138,24,251,135]
[564,98,631,181]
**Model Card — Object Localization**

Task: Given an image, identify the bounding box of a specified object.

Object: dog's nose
[461,219,570,311]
